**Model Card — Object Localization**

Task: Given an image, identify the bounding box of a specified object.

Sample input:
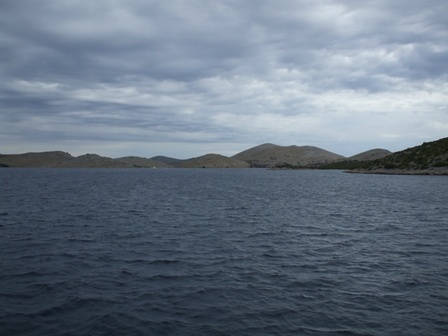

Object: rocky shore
[346,167,448,175]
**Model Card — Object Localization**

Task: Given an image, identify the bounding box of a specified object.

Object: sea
[1,168,447,336]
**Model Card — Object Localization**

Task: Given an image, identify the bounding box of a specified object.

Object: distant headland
[1,137,447,175]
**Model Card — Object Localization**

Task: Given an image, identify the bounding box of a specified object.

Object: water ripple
[1,169,447,335]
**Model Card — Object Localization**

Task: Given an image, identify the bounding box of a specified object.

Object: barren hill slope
[0,152,133,168]
[67,154,133,168]
[0,151,75,167]
[115,156,171,168]
[349,149,392,161]
[232,144,345,167]
[178,154,250,168]
[150,156,184,167]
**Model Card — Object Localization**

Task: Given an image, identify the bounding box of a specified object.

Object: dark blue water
[1,168,447,335]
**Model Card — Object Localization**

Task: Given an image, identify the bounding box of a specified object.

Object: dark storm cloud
[1,0,447,157]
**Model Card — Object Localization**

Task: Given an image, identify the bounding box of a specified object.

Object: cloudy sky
[1,0,447,158]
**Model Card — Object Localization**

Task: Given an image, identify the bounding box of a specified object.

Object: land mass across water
[0,144,388,169]
[1,137,447,175]
[345,137,448,175]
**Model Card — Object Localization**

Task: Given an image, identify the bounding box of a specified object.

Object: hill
[150,156,184,167]
[0,152,133,168]
[348,137,448,175]
[3,139,444,172]
[115,156,171,168]
[348,149,392,161]
[67,154,134,168]
[318,148,392,170]
[178,154,250,168]
[232,143,345,168]
[0,151,74,167]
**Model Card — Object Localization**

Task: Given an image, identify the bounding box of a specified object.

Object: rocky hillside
[0,152,133,168]
[348,137,448,174]
[178,154,250,168]
[318,148,392,170]
[68,154,134,168]
[348,149,391,161]
[0,151,73,167]
[150,156,185,167]
[115,156,171,168]
[232,143,345,168]
[4,139,444,171]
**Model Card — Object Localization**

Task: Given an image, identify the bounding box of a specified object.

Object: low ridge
[150,156,185,167]
[0,151,74,168]
[115,156,171,168]
[2,138,445,171]
[348,149,392,161]
[0,152,133,168]
[178,154,250,168]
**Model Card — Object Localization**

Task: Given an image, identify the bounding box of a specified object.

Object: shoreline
[346,167,448,175]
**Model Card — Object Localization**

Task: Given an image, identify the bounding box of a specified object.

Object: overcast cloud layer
[1,0,447,158]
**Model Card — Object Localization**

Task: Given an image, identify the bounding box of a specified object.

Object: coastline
[346,167,448,175]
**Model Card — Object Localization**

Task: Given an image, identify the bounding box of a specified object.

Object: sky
[1,0,447,159]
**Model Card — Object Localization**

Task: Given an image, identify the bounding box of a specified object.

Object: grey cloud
[1,0,447,157]
[3,1,445,85]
